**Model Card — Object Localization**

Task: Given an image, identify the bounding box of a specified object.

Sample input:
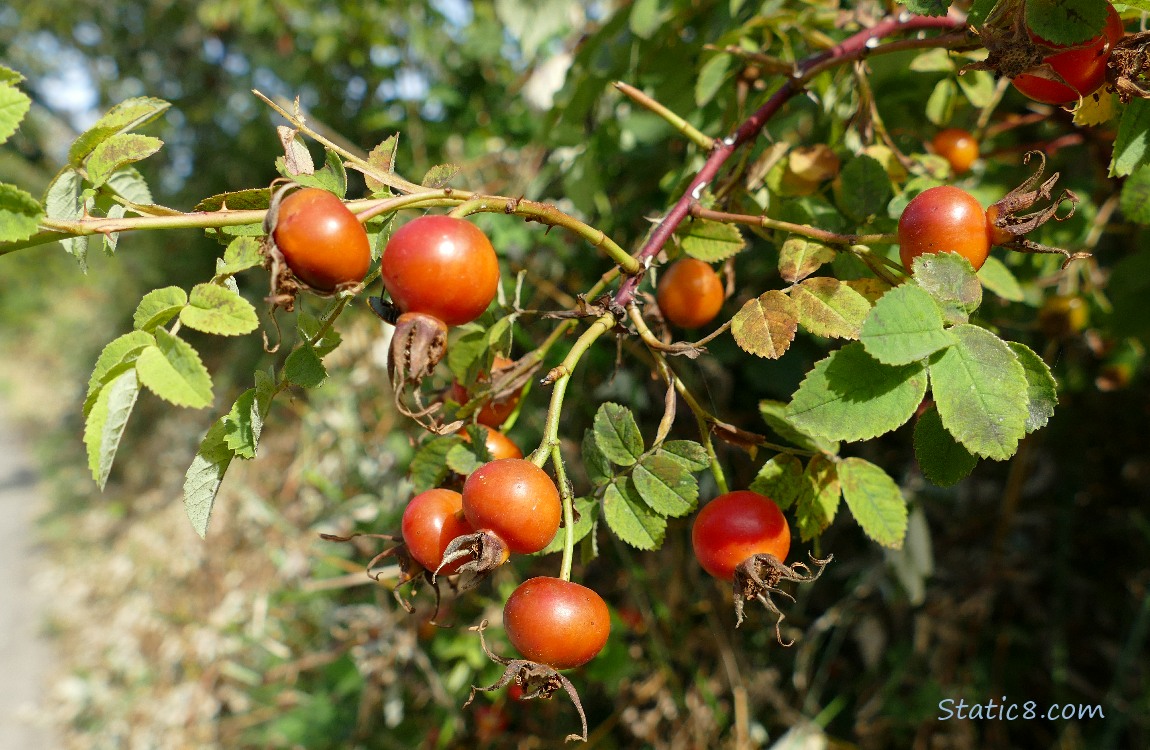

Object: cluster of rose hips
[242,5,1132,740]
[909,3,1129,274]
[263,184,838,737]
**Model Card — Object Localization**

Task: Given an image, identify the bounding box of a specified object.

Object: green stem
[531,312,616,468]
[671,369,729,494]
[446,196,495,219]
[483,199,640,275]
[551,443,577,582]
[613,81,714,150]
[41,208,269,238]
[691,205,897,248]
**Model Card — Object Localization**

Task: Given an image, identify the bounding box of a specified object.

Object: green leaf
[845,277,892,304]
[409,436,459,494]
[593,402,644,466]
[913,404,977,487]
[0,183,44,243]
[583,428,612,487]
[860,283,954,365]
[180,283,259,336]
[0,66,24,85]
[194,187,271,213]
[223,386,272,460]
[957,69,997,107]
[759,400,839,454]
[966,0,997,25]
[977,256,1025,301]
[68,96,170,166]
[539,497,597,555]
[84,133,163,187]
[629,0,664,39]
[446,327,489,383]
[320,147,348,197]
[297,311,342,357]
[909,49,956,73]
[1119,165,1150,225]
[0,83,31,146]
[603,478,666,550]
[365,211,394,263]
[43,169,90,268]
[495,0,575,60]
[216,236,264,277]
[84,368,140,491]
[1110,98,1150,178]
[911,252,982,324]
[183,419,236,539]
[659,440,709,472]
[135,329,214,409]
[925,78,957,128]
[133,286,188,331]
[85,330,155,416]
[695,53,732,107]
[421,163,461,188]
[929,324,1029,460]
[786,342,928,442]
[1108,246,1150,338]
[1007,342,1058,433]
[778,237,836,283]
[677,219,745,262]
[838,457,907,548]
[283,342,328,388]
[104,166,153,204]
[899,0,951,17]
[793,455,840,542]
[791,277,872,340]
[282,160,345,196]
[364,134,399,195]
[730,290,798,359]
[633,453,698,518]
[835,155,892,222]
[748,454,805,510]
[1025,0,1108,45]
[446,440,486,476]
[481,314,515,357]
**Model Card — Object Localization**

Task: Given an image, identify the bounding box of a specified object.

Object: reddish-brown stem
[613,12,966,308]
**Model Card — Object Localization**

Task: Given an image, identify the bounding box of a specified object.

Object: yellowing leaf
[730,290,798,359]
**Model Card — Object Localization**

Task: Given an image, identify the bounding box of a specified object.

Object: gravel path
[0,404,60,749]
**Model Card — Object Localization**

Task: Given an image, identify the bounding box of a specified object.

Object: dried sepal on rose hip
[263,184,371,311]
[465,621,590,742]
[319,530,443,617]
[318,488,479,620]
[691,490,833,645]
[384,311,460,433]
[1107,31,1150,102]
[985,151,1090,268]
[732,552,833,645]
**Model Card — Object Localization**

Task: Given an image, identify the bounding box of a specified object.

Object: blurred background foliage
[1,0,1149,748]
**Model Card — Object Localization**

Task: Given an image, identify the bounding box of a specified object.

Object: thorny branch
[612,12,968,309]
